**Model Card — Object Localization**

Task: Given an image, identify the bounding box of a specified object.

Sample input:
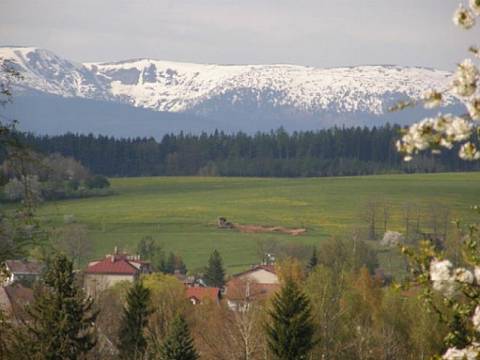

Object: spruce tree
[16,254,97,360]
[307,247,318,272]
[165,252,176,274]
[265,278,315,360]
[204,249,225,288]
[118,280,152,360]
[160,315,198,360]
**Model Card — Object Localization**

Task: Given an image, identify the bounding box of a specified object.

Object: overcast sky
[1,0,479,70]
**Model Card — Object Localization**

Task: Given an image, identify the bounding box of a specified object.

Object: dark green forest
[11,125,480,177]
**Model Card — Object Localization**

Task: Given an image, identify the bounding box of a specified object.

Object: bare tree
[361,199,380,240]
[52,224,92,267]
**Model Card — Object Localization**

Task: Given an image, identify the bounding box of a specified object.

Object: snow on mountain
[86,59,453,115]
[0,46,457,134]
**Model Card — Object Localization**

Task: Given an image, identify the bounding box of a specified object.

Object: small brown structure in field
[217,217,306,236]
[217,217,234,229]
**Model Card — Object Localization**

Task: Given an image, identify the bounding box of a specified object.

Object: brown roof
[0,283,34,319]
[85,256,139,275]
[226,278,279,302]
[5,260,43,275]
[186,287,220,303]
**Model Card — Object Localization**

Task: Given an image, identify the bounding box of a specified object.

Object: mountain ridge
[0,46,459,136]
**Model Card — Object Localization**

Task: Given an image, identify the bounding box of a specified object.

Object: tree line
[12,125,480,178]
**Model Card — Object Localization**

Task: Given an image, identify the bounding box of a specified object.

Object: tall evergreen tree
[14,254,97,360]
[265,278,315,360]
[160,315,199,360]
[118,280,152,360]
[204,249,225,288]
[307,247,318,272]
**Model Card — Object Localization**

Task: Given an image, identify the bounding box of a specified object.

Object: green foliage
[85,175,110,189]
[204,249,225,288]
[136,236,167,272]
[160,315,199,360]
[13,254,97,359]
[266,279,315,360]
[141,273,188,343]
[118,281,153,360]
[15,126,480,177]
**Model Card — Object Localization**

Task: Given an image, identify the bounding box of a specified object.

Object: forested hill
[15,125,480,177]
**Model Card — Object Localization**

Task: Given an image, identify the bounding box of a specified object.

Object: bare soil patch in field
[234,224,307,236]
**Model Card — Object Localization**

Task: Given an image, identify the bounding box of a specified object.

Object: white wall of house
[84,273,135,297]
[239,269,279,284]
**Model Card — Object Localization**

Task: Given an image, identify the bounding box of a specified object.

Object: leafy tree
[265,278,315,360]
[136,236,168,272]
[13,254,97,359]
[160,315,199,360]
[118,280,152,360]
[85,175,110,189]
[204,249,225,288]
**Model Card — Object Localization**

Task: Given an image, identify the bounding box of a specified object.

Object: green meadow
[36,173,480,273]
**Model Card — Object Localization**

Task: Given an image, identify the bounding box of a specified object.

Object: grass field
[36,173,480,273]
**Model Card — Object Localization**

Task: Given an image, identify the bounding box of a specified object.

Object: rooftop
[5,260,44,275]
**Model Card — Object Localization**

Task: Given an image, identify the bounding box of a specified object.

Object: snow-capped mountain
[0,46,457,137]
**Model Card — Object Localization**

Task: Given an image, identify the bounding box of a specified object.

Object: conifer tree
[15,254,97,360]
[165,252,176,274]
[118,280,152,360]
[308,247,318,272]
[265,278,315,360]
[160,315,198,360]
[204,249,225,288]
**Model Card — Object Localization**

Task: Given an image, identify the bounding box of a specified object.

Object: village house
[173,270,207,288]
[83,249,151,297]
[0,283,33,321]
[3,259,44,286]
[225,264,280,311]
[186,286,221,305]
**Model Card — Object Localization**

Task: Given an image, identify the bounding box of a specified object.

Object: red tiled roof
[186,287,220,303]
[85,257,138,275]
[5,260,43,274]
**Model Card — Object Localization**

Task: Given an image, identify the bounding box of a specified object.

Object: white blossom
[397,114,474,160]
[444,116,473,142]
[453,5,476,29]
[431,259,453,282]
[454,267,474,284]
[473,306,480,332]
[443,345,480,360]
[467,98,480,120]
[452,59,478,97]
[423,89,443,109]
[459,142,480,160]
[474,266,480,283]
[440,138,454,149]
[430,259,457,297]
[470,0,480,16]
